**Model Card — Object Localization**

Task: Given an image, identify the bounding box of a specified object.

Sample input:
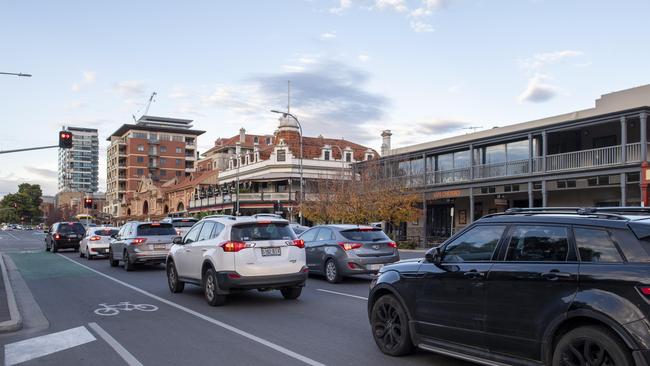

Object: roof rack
[203,214,237,220]
[501,207,633,220]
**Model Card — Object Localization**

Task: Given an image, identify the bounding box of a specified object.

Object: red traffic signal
[83,198,93,209]
[59,131,73,149]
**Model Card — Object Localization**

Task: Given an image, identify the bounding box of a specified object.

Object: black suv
[45,222,86,253]
[368,207,650,366]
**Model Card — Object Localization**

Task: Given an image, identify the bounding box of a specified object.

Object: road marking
[4,326,96,365]
[316,289,368,301]
[4,231,19,240]
[94,302,159,316]
[88,322,143,366]
[57,254,326,366]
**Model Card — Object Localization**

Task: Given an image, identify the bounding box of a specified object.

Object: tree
[0,183,44,224]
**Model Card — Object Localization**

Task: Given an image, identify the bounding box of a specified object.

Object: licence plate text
[261,247,281,256]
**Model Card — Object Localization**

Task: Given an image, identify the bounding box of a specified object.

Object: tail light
[132,238,147,245]
[291,239,305,249]
[221,241,247,252]
[638,286,650,296]
[388,242,397,248]
[89,236,102,241]
[338,242,362,251]
[54,233,61,240]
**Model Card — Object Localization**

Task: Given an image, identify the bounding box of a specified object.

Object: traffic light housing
[59,131,73,149]
[84,198,93,209]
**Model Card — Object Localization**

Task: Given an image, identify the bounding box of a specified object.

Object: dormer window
[254,136,259,144]
[277,149,286,162]
[365,153,374,161]
[324,150,331,161]
[266,137,272,145]
[345,152,352,162]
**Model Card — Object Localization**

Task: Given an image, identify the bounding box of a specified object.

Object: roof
[162,170,218,192]
[202,133,275,156]
[108,123,205,140]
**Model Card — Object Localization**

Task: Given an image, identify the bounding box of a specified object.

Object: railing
[189,192,292,209]
[626,142,641,162]
[546,145,621,172]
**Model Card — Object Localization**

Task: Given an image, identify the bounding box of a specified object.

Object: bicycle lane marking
[57,254,327,366]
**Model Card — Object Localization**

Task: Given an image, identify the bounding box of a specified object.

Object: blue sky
[1,0,650,195]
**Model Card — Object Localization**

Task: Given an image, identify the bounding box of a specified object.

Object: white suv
[166,216,307,306]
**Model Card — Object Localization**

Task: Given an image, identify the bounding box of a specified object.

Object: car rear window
[94,229,119,237]
[172,219,198,228]
[340,228,390,242]
[57,223,86,235]
[137,223,176,236]
[231,223,296,241]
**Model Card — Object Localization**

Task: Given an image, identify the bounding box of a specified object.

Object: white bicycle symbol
[94,302,158,316]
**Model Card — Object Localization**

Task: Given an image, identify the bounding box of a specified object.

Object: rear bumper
[53,240,80,249]
[217,270,308,292]
[131,252,168,264]
[341,253,400,275]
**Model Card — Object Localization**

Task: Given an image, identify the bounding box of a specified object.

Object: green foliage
[397,241,417,250]
[0,184,43,223]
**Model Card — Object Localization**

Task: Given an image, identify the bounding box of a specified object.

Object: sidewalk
[0,253,22,332]
[0,259,9,322]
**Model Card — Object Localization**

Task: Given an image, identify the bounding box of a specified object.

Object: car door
[301,228,320,271]
[175,223,203,278]
[315,228,336,266]
[415,224,507,351]
[484,224,578,361]
[113,223,132,260]
[185,222,216,279]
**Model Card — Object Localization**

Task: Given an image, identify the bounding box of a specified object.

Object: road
[0,230,471,366]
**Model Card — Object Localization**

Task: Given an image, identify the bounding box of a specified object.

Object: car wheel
[123,251,134,272]
[79,249,84,258]
[325,259,342,283]
[45,243,50,252]
[87,252,93,260]
[73,246,79,253]
[370,294,414,356]
[203,268,226,306]
[167,261,185,293]
[52,242,58,253]
[280,286,302,300]
[552,325,632,366]
[109,249,119,267]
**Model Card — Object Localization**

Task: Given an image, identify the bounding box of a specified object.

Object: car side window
[301,228,319,242]
[211,223,225,239]
[184,223,203,244]
[197,222,216,242]
[574,227,623,263]
[444,225,506,262]
[316,228,333,241]
[505,225,569,262]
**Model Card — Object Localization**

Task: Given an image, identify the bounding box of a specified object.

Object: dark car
[45,222,86,253]
[301,225,399,283]
[368,207,650,366]
[109,221,178,271]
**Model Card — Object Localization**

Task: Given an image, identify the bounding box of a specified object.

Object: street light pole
[0,72,32,77]
[235,144,241,216]
[270,110,304,225]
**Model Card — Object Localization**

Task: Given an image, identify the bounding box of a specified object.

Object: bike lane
[0,251,316,366]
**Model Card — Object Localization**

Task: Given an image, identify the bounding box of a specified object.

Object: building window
[480,186,496,194]
[345,152,352,162]
[176,171,181,177]
[627,172,640,183]
[557,180,576,189]
[254,136,259,144]
[136,168,144,175]
[172,135,184,142]
[176,147,183,154]
[504,184,520,192]
[366,154,374,161]
[137,145,144,152]
[176,159,182,166]
[588,176,610,186]
[266,137,272,145]
[533,182,542,190]
[160,170,166,176]
[160,146,167,153]
[277,149,286,162]
[324,150,330,161]
[132,132,147,139]
[136,156,144,163]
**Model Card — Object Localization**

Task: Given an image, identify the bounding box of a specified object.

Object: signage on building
[494,198,508,206]
[428,189,464,200]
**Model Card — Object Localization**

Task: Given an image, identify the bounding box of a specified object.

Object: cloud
[113,80,146,97]
[412,119,470,135]
[410,0,447,17]
[71,70,96,92]
[358,53,370,62]
[410,21,434,32]
[519,50,583,71]
[330,0,352,14]
[518,75,557,103]
[375,0,408,12]
[24,166,58,180]
[320,31,337,40]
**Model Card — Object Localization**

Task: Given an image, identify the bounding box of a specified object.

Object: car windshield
[137,223,176,236]
[231,223,296,241]
[340,228,390,242]
[94,229,119,237]
[172,219,198,228]
[58,223,86,235]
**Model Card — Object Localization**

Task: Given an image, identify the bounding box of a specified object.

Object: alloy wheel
[373,301,403,352]
[326,261,337,282]
[205,275,215,301]
[559,338,616,366]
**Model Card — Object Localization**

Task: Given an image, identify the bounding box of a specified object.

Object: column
[641,112,647,162]
[422,193,427,246]
[528,133,534,173]
[542,180,548,207]
[469,188,474,224]
[542,130,548,173]
[528,181,534,208]
[469,144,474,180]
[621,116,627,163]
[620,172,626,207]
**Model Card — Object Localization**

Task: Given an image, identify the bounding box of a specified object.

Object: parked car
[161,217,199,237]
[300,225,398,283]
[290,223,310,235]
[79,227,119,260]
[44,222,86,253]
[108,221,178,271]
[368,207,650,366]
[166,216,307,306]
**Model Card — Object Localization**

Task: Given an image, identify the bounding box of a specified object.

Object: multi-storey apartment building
[105,116,205,218]
[58,126,99,193]
[355,84,650,244]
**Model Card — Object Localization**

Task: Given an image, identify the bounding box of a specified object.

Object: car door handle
[541,270,572,280]
[184,249,191,253]
[201,248,208,252]
[463,270,485,280]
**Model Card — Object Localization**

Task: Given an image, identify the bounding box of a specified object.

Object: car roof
[201,216,289,225]
[316,224,377,230]
[477,213,631,229]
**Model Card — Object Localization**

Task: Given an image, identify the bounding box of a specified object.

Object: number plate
[154,244,167,250]
[367,264,383,271]
[261,247,282,257]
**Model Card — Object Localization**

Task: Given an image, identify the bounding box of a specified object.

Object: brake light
[291,239,305,249]
[132,238,147,245]
[54,233,61,240]
[639,286,650,296]
[258,220,272,224]
[151,222,160,226]
[388,242,397,248]
[338,242,362,251]
[89,236,101,241]
[176,229,182,236]
[358,228,373,231]
[221,241,247,252]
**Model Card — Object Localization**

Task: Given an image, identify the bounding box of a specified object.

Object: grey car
[109,221,178,271]
[300,225,399,283]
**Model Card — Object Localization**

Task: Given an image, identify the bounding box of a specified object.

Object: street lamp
[0,72,32,77]
[270,109,304,225]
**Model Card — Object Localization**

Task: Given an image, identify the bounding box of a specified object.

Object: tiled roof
[162,170,218,192]
[203,134,274,156]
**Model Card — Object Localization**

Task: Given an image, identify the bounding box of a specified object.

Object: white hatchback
[166,216,307,306]
[80,227,120,260]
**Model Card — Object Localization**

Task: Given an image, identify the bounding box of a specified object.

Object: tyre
[109,249,119,267]
[73,246,79,253]
[552,325,632,366]
[52,242,58,253]
[370,294,414,356]
[87,253,93,260]
[123,251,134,272]
[325,259,342,283]
[203,268,226,306]
[79,249,84,258]
[280,286,302,300]
[167,261,185,293]
[45,244,50,252]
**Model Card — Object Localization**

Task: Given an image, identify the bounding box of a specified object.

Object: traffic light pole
[0,145,58,155]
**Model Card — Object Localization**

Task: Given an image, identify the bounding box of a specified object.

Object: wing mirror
[173,236,184,245]
[110,234,117,239]
[43,230,49,234]
[425,246,443,264]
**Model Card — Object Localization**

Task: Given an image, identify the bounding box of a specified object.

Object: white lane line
[88,322,143,366]
[4,231,18,240]
[316,289,368,301]
[57,254,326,366]
[4,326,96,365]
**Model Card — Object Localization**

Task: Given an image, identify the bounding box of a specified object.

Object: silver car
[109,221,178,271]
[79,227,119,259]
[161,217,199,238]
[300,225,399,283]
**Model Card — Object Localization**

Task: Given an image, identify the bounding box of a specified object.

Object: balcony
[185,154,196,161]
[185,167,196,173]
[189,192,292,209]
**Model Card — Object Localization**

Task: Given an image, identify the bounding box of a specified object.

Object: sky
[1,0,650,196]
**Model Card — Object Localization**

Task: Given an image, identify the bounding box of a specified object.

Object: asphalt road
[0,230,471,366]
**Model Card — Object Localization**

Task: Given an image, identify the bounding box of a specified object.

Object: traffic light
[59,131,73,149]
[84,198,93,209]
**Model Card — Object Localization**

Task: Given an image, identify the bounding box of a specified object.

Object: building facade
[58,127,99,193]
[355,84,650,244]
[104,115,205,218]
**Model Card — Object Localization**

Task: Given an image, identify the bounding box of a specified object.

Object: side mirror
[110,234,117,239]
[43,230,49,234]
[173,236,184,245]
[425,246,443,264]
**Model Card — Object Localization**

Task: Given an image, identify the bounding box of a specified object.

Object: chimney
[239,128,246,143]
[381,130,392,156]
